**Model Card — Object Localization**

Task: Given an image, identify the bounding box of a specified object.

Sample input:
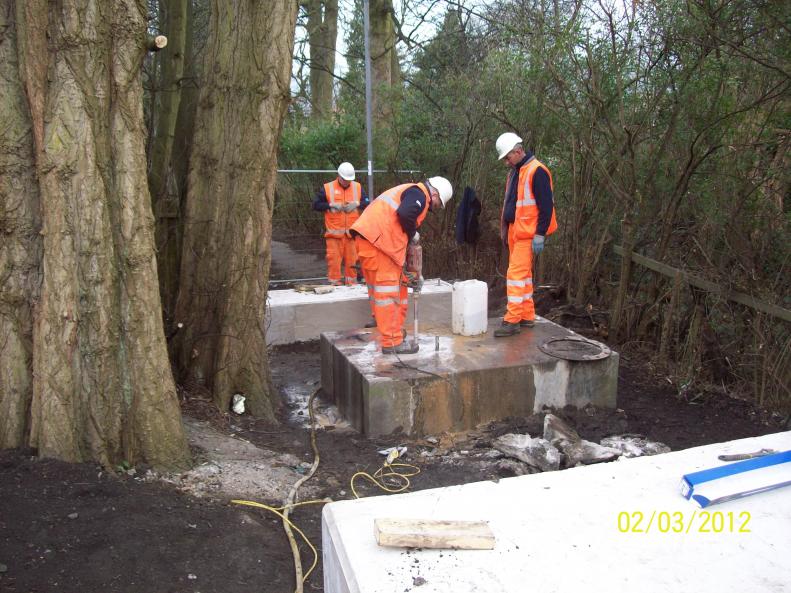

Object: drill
[405,241,423,341]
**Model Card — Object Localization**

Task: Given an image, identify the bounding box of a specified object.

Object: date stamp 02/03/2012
[616,510,752,534]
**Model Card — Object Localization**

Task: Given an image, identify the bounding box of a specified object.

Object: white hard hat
[337,162,356,181]
[427,176,453,208]
[496,132,523,160]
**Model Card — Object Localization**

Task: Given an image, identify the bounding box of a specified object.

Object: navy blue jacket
[394,186,429,241]
[455,186,481,244]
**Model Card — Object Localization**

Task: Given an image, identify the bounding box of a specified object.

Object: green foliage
[272,0,790,407]
[279,115,366,170]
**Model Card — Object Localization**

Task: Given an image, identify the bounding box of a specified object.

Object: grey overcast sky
[293,0,487,83]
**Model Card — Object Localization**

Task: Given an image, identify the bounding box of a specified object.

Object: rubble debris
[543,413,581,444]
[495,458,538,476]
[493,434,561,472]
[555,438,622,466]
[600,435,671,458]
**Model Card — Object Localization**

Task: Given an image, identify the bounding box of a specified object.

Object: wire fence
[270,169,499,284]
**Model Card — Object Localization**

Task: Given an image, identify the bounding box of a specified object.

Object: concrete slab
[322,431,791,593]
[320,317,618,436]
[265,279,452,345]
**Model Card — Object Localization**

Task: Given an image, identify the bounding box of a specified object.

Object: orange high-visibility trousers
[504,237,535,324]
[355,236,408,348]
[326,235,359,285]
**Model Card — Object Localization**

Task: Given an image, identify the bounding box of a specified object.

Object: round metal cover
[539,336,611,361]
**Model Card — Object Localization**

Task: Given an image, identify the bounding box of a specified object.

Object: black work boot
[382,340,419,354]
[494,320,522,338]
[520,319,535,328]
[364,318,377,328]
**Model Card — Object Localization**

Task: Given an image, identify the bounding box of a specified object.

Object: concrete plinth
[265,280,452,345]
[322,431,791,593]
[321,317,618,436]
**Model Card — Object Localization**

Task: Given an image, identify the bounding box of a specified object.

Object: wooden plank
[614,246,791,323]
[374,518,495,550]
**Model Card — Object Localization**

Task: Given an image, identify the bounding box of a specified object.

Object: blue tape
[682,450,791,506]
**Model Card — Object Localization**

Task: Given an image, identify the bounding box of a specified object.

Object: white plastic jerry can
[451,280,488,336]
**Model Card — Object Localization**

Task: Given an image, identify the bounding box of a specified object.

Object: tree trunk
[173,0,298,419]
[1,0,190,470]
[370,0,399,122]
[610,216,635,341]
[305,0,338,119]
[166,0,201,329]
[0,0,41,449]
[149,0,189,320]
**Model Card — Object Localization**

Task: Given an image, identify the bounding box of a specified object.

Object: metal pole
[413,291,419,344]
[363,0,375,199]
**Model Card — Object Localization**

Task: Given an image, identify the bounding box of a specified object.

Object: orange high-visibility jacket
[323,179,362,238]
[510,157,558,241]
[351,183,430,267]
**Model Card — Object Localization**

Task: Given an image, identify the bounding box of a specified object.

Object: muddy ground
[1,303,787,593]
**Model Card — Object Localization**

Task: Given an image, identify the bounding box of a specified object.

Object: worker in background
[312,162,370,285]
[494,132,557,337]
[351,177,453,354]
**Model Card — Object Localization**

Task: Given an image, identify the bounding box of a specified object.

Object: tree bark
[370,0,399,122]
[1,0,190,470]
[173,0,298,419]
[305,0,338,118]
[0,0,41,449]
[149,0,188,320]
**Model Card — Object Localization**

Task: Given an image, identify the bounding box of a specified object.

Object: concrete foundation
[265,279,452,345]
[321,317,618,436]
[322,431,791,593]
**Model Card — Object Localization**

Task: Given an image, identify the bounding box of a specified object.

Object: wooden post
[681,290,704,384]
[610,217,634,341]
[659,271,684,362]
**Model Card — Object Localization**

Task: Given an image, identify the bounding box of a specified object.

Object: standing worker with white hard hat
[494,132,558,337]
[312,162,370,285]
[350,177,453,354]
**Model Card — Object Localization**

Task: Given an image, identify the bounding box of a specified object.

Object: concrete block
[320,317,618,437]
[265,280,452,345]
[322,431,791,593]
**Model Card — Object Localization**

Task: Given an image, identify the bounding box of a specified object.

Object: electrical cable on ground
[350,451,421,499]
[232,388,325,593]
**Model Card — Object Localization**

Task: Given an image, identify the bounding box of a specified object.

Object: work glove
[532,234,545,256]
[343,201,359,213]
[410,231,420,244]
[404,271,423,290]
[329,204,342,213]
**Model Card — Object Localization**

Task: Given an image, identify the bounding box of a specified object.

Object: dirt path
[270,238,326,281]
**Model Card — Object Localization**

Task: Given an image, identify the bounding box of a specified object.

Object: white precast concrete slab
[265,279,452,345]
[323,431,791,593]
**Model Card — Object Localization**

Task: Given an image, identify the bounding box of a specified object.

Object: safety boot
[382,340,419,355]
[364,318,377,328]
[494,320,521,338]
[520,319,535,328]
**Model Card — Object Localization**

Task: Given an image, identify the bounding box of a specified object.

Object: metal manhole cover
[539,336,611,361]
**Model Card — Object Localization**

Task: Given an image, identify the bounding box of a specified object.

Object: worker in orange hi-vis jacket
[312,162,370,285]
[350,177,453,355]
[494,132,558,338]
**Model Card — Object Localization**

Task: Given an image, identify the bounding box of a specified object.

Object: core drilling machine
[405,240,423,344]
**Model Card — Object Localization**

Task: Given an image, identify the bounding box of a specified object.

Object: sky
[293,0,488,84]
